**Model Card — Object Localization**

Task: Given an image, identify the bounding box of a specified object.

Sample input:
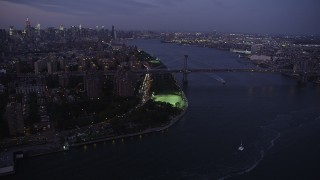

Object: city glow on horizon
[0,0,320,35]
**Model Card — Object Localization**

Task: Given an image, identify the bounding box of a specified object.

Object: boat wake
[268,132,281,150]
[213,76,226,84]
[219,107,320,180]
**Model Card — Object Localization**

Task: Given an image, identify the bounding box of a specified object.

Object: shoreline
[70,94,188,148]
[29,90,188,157]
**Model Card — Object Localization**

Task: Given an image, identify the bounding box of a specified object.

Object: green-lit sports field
[152,94,185,109]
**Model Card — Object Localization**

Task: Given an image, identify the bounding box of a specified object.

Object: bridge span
[132,55,320,84]
[133,68,301,74]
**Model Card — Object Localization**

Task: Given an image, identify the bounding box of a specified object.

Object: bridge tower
[299,74,308,84]
[183,55,188,84]
[298,59,310,84]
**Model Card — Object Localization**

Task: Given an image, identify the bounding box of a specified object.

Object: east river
[6,39,320,180]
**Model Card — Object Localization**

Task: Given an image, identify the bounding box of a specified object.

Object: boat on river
[238,141,244,151]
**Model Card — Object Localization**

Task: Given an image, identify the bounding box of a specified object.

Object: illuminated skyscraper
[59,24,64,31]
[25,18,31,29]
[36,23,41,36]
[9,26,14,36]
[59,24,65,37]
[25,17,31,36]
[22,30,27,36]
[79,24,82,36]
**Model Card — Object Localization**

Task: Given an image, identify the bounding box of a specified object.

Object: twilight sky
[0,0,319,35]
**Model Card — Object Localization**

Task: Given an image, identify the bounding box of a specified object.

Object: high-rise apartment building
[84,71,103,99]
[115,70,135,97]
[6,102,24,136]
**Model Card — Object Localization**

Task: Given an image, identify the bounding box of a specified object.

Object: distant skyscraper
[111,25,116,41]
[22,29,27,36]
[25,17,31,36]
[25,18,30,27]
[9,26,14,36]
[36,23,41,36]
[58,24,65,37]
[59,24,64,31]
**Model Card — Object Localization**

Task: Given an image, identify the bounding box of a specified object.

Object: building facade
[84,71,103,99]
[6,102,24,136]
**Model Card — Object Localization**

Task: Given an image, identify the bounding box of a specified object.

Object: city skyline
[1,0,320,35]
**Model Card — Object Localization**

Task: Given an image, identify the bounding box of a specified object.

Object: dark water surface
[7,39,320,180]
